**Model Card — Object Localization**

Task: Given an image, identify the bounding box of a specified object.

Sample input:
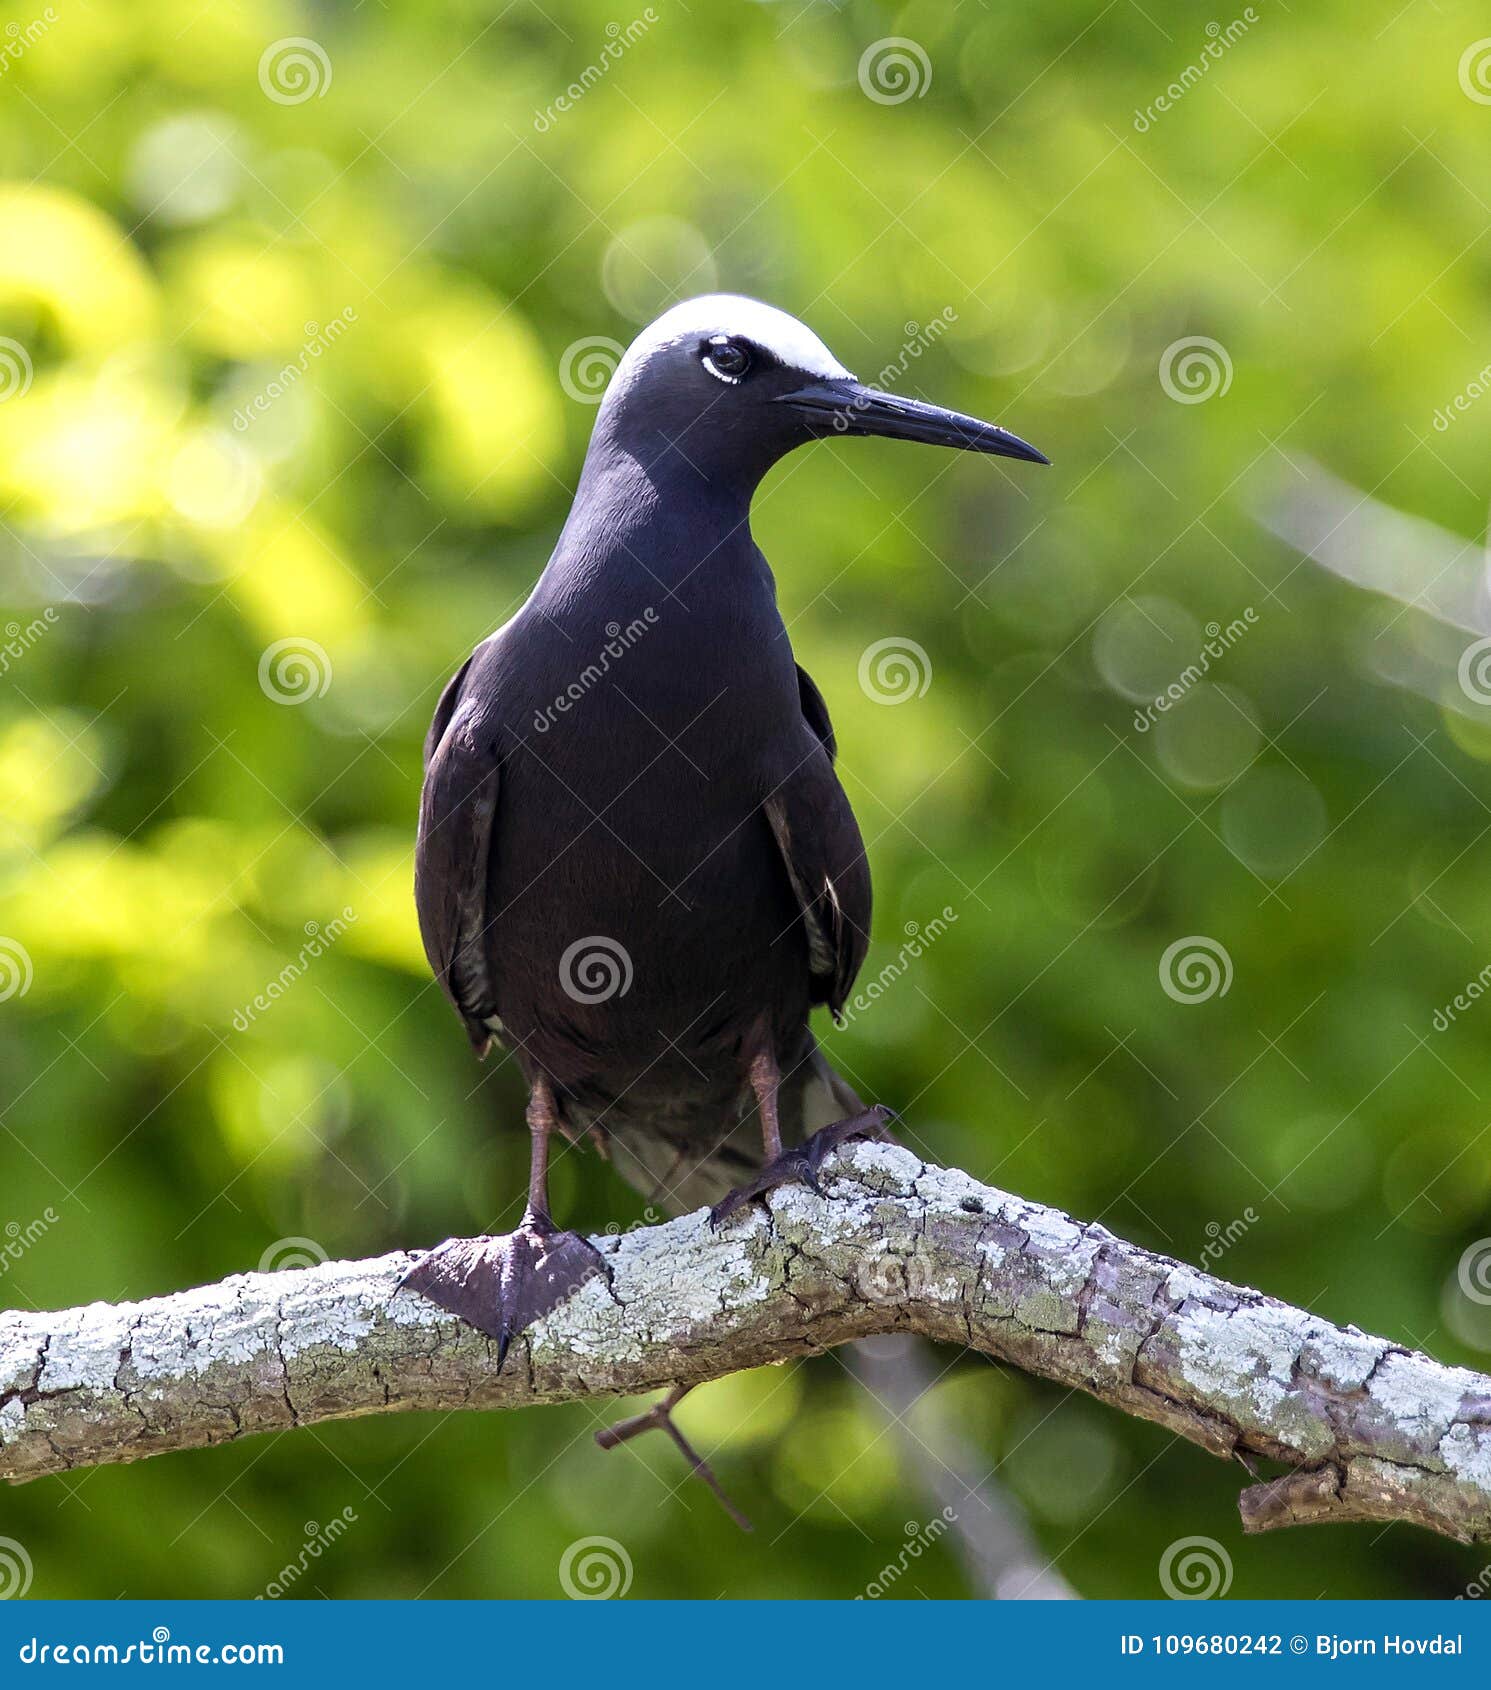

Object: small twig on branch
[3,1144,1490,1545]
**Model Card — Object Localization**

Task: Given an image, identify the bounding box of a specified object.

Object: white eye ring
[701,336,752,385]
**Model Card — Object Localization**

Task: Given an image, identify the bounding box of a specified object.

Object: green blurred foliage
[1,0,1489,1600]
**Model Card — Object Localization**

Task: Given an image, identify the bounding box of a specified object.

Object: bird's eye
[701,336,752,384]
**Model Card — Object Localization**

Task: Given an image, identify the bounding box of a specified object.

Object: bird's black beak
[778,378,1049,465]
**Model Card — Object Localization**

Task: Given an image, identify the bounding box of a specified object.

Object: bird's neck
[540,434,766,608]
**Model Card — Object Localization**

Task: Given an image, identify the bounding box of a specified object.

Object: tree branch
[4,1143,1490,1544]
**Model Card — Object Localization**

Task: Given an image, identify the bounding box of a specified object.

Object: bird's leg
[709,1038,894,1227]
[595,1385,753,1533]
[751,1042,784,1160]
[400,1074,609,1369]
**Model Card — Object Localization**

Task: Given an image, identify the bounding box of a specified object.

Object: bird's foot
[596,1385,753,1533]
[400,1210,608,1369]
[709,1105,894,1228]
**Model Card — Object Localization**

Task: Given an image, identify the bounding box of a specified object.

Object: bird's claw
[400,1212,608,1369]
[708,1105,894,1229]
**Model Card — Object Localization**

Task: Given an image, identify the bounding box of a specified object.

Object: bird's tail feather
[598,1037,858,1217]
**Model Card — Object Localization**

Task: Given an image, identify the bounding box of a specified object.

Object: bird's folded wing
[415,654,502,1053]
[762,668,871,1019]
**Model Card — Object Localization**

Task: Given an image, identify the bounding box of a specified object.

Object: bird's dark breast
[483,656,812,1107]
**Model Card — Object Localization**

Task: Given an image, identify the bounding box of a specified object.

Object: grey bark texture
[3,1143,1490,1544]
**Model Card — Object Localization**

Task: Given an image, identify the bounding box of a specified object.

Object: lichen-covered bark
[3,1144,1490,1543]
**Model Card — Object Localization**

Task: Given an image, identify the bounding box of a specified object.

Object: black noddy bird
[404,295,1046,1376]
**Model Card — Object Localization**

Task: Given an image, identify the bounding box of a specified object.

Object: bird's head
[594,294,1048,490]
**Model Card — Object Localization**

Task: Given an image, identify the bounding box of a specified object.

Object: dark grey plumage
[403,294,1046,1357]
